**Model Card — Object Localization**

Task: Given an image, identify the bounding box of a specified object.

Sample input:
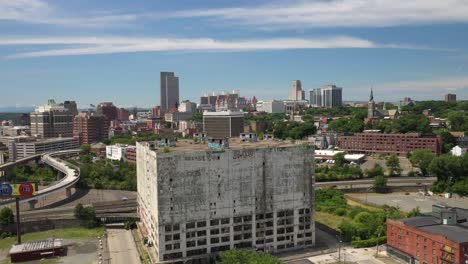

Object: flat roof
[142,138,304,153]
[9,239,63,254]
[419,224,468,243]
[203,111,245,116]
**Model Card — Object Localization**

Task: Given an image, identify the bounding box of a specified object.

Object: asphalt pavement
[107,228,140,264]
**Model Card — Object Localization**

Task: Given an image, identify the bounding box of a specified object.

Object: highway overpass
[0,149,81,209]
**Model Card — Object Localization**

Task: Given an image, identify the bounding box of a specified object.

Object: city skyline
[1,0,468,107]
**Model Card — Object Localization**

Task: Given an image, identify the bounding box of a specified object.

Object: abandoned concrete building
[136,138,315,263]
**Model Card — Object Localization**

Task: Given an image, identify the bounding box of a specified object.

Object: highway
[0,149,81,208]
[315,177,436,188]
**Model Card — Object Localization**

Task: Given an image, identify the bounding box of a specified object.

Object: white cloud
[1,0,468,29]
[1,36,383,58]
[170,0,468,29]
[0,0,137,27]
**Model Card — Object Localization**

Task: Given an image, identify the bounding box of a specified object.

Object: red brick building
[73,112,109,145]
[338,131,442,156]
[125,146,136,164]
[97,102,118,121]
[387,205,468,264]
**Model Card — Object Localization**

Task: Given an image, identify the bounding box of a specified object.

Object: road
[107,228,140,264]
[315,177,436,188]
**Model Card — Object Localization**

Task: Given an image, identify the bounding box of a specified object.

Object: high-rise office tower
[289,80,305,101]
[97,102,118,121]
[160,72,180,113]
[309,85,342,108]
[30,99,75,138]
[445,93,457,103]
[73,112,109,145]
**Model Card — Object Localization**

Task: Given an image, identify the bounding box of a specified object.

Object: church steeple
[368,87,376,119]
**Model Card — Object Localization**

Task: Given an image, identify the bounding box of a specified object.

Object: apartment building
[338,131,442,156]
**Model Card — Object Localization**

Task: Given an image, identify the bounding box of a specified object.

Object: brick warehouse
[387,205,468,264]
[338,131,442,157]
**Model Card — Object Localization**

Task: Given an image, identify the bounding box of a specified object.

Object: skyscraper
[445,93,457,103]
[160,72,180,113]
[289,80,305,101]
[309,85,342,108]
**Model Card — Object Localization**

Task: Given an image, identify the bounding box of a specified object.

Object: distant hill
[0,106,35,113]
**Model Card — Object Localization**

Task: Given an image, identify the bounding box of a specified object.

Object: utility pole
[15,197,21,244]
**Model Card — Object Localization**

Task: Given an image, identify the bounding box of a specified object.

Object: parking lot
[349,192,468,213]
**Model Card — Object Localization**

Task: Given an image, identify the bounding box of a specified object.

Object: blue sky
[1,0,468,108]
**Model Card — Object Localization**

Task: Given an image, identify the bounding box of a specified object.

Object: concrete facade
[9,137,79,159]
[256,100,285,114]
[137,140,315,263]
[30,100,75,138]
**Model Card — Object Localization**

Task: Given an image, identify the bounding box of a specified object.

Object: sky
[1,0,468,108]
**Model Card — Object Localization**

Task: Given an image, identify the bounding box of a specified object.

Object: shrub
[351,236,387,248]
[335,208,347,216]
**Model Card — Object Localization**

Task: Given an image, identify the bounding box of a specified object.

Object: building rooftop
[398,206,468,243]
[419,224,468,243]
[9,239,63,254]
[202,111,245,116]
[142,138,304,153]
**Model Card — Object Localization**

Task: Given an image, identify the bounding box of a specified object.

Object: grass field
[0,227,105,250]
[346,198,383,212]
[315,211,347,230]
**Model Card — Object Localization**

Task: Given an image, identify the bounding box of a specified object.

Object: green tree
[407,207,422,218]
[428,154,464,182]
[374,175,387,193]
[216,249,282,264]
[409,149,435,176]
[366,164,384,177]
[0,207,14,227]
[385,155,401,176]
[447,111,467,130]
[74,203,98,228]
[391,114,430,134]
[333,152,346,167]
[434,130,457,154]
[80,144,91,155]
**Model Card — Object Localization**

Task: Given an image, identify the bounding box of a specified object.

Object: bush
[124,220,137,230]
[0,207,14,227]
[351,236,387,248]
[74,203,99,228]
[335,208,347,216]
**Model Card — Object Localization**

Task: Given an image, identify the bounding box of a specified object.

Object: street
[107,228,140,264]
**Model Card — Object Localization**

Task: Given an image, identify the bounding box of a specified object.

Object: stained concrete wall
[137,142,315,263]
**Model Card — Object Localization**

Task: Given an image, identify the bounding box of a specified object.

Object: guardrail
[0,149,81,208]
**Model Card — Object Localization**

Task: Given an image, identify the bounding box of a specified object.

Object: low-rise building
[256,100,285,114]
[203,111,244,138]
[387,205,468,264]
[338,131,442,156]
[106,144,131,161]
[8,137,79,159]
